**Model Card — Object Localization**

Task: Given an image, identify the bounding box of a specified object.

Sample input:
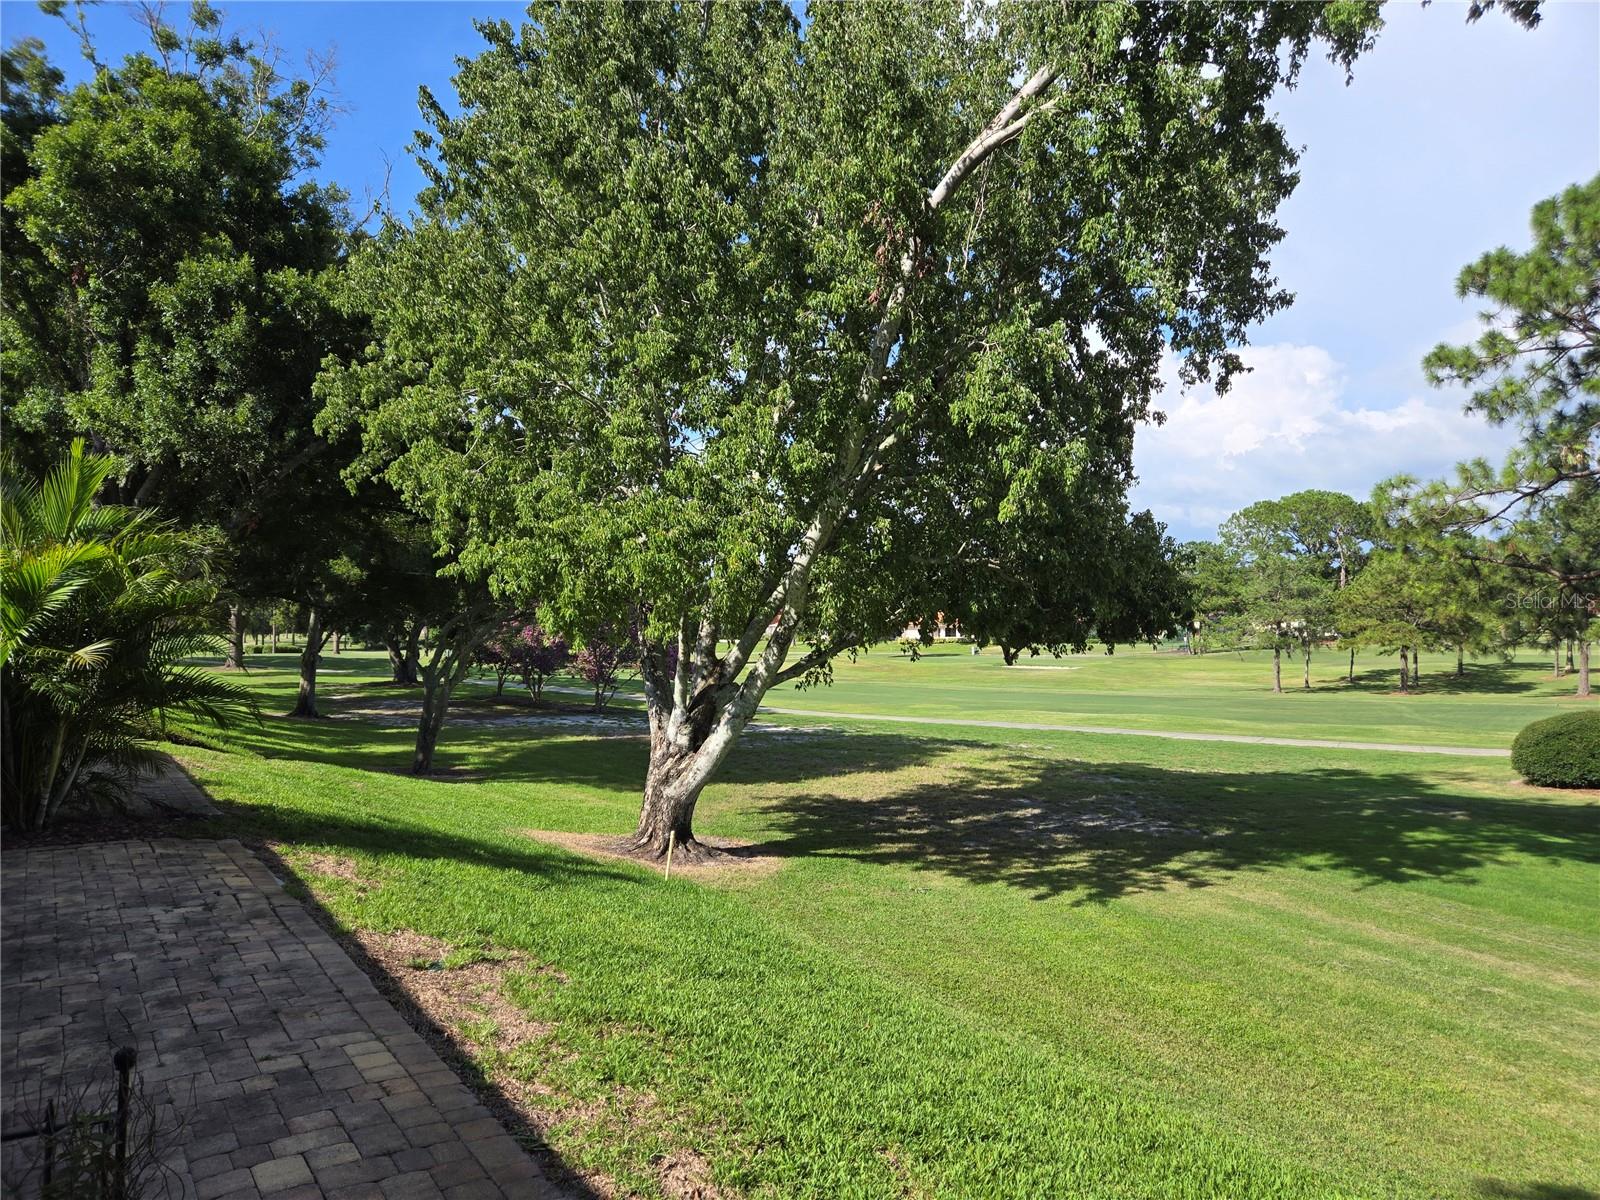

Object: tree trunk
[624,648,762,862]
[630,741,706,857]
[1554,646,1564,678]
[411,618,493,775]
[333,630,342,654]
[43,739,90,831]
[25,720,73,832]
[1456,643,1465,677]
[1302,642,1311,691]
[1348,645,1356,684]
[1272,646,1282,693]
[1399,646,1409,693]
[1000,643,1019,666]
[411,680,451,774]
[223,604,245,670]
[290,607,326,717]
[271,621,280,652]
[1567,639,1575,670]
[1579,640,1592,699]
[385,627,422,684]
[404,625,422,684]
[1412,645,1421,688]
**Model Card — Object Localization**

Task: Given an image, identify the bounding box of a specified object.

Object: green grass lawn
[758,642,1594,749]
[175,649,1598,1198]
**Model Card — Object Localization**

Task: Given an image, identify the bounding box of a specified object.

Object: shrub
[1,441,254,829]
[1511,711,1600,789]
[473,615,570,699]
[572,624,638,712]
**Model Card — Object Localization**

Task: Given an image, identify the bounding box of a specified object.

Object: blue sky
[1,0,522,211]
[4,1,1597,541]
[1130,3,1598,539]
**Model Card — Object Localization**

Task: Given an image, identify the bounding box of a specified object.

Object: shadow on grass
[739,746,1600,904]
[1338,658,1556,696]
[206,700,1599,907]
[1475,1181,1600,1199]
[221,705,939,794]
[231,803,645,890]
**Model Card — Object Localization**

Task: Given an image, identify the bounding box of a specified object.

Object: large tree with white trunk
[324,0,1393,857]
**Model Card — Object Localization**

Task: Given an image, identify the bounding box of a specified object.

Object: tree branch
[928,66,1061,212]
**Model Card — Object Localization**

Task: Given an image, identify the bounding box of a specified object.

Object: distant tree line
[1180,180,1598,697]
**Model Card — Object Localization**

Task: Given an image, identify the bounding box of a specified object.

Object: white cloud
[1129,343,1517,540]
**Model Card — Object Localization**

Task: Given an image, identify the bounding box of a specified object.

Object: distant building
[900,614,962,641]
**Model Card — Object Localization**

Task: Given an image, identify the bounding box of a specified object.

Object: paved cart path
[755,706,1513,757]
[1,838,565,1200]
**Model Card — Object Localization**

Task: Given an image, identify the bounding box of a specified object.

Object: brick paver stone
[1,839,564,1198]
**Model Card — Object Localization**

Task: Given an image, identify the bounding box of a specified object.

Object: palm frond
[3,441,247,829]
[27,439,119,543]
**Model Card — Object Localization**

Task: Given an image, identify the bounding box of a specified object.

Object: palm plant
[1,441,253,830]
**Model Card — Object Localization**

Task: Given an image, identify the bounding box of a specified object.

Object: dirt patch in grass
[301,851,372,884]
[1506,778,1600,800]
[355,930,551,1048]
[352,927,736,1200]
[268,844,385,893]
[655,1148,726,1200]
[520,829,785,883]
[351,929,609,1194]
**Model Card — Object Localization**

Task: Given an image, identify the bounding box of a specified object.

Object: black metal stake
[112,1046,137,1200]
[41,1099,56,1191]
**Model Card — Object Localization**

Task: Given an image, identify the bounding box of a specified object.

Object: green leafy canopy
[326,2,1382,654]
[319,0,1401,842]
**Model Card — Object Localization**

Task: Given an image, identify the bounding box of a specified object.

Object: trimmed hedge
[1511,710,1600,789]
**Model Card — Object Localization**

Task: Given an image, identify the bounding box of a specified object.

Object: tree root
[622,832,717,863]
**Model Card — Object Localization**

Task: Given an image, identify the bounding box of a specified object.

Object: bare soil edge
[248,841,608,1199]
[253,841,738,1200]
[1505,777,1600,799]
[519,829,786,882]
[353,927,733,1200]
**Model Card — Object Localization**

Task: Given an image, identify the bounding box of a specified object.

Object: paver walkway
[2,839,563,1200]
[125,756,223,818]
[756,705,1514,757]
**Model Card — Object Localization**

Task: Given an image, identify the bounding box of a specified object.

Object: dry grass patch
[355,929,551,1046]
[1506,777,1600,800]
[269,842,381,892]
[302,851,371,884]
[654,1148,726,1200]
